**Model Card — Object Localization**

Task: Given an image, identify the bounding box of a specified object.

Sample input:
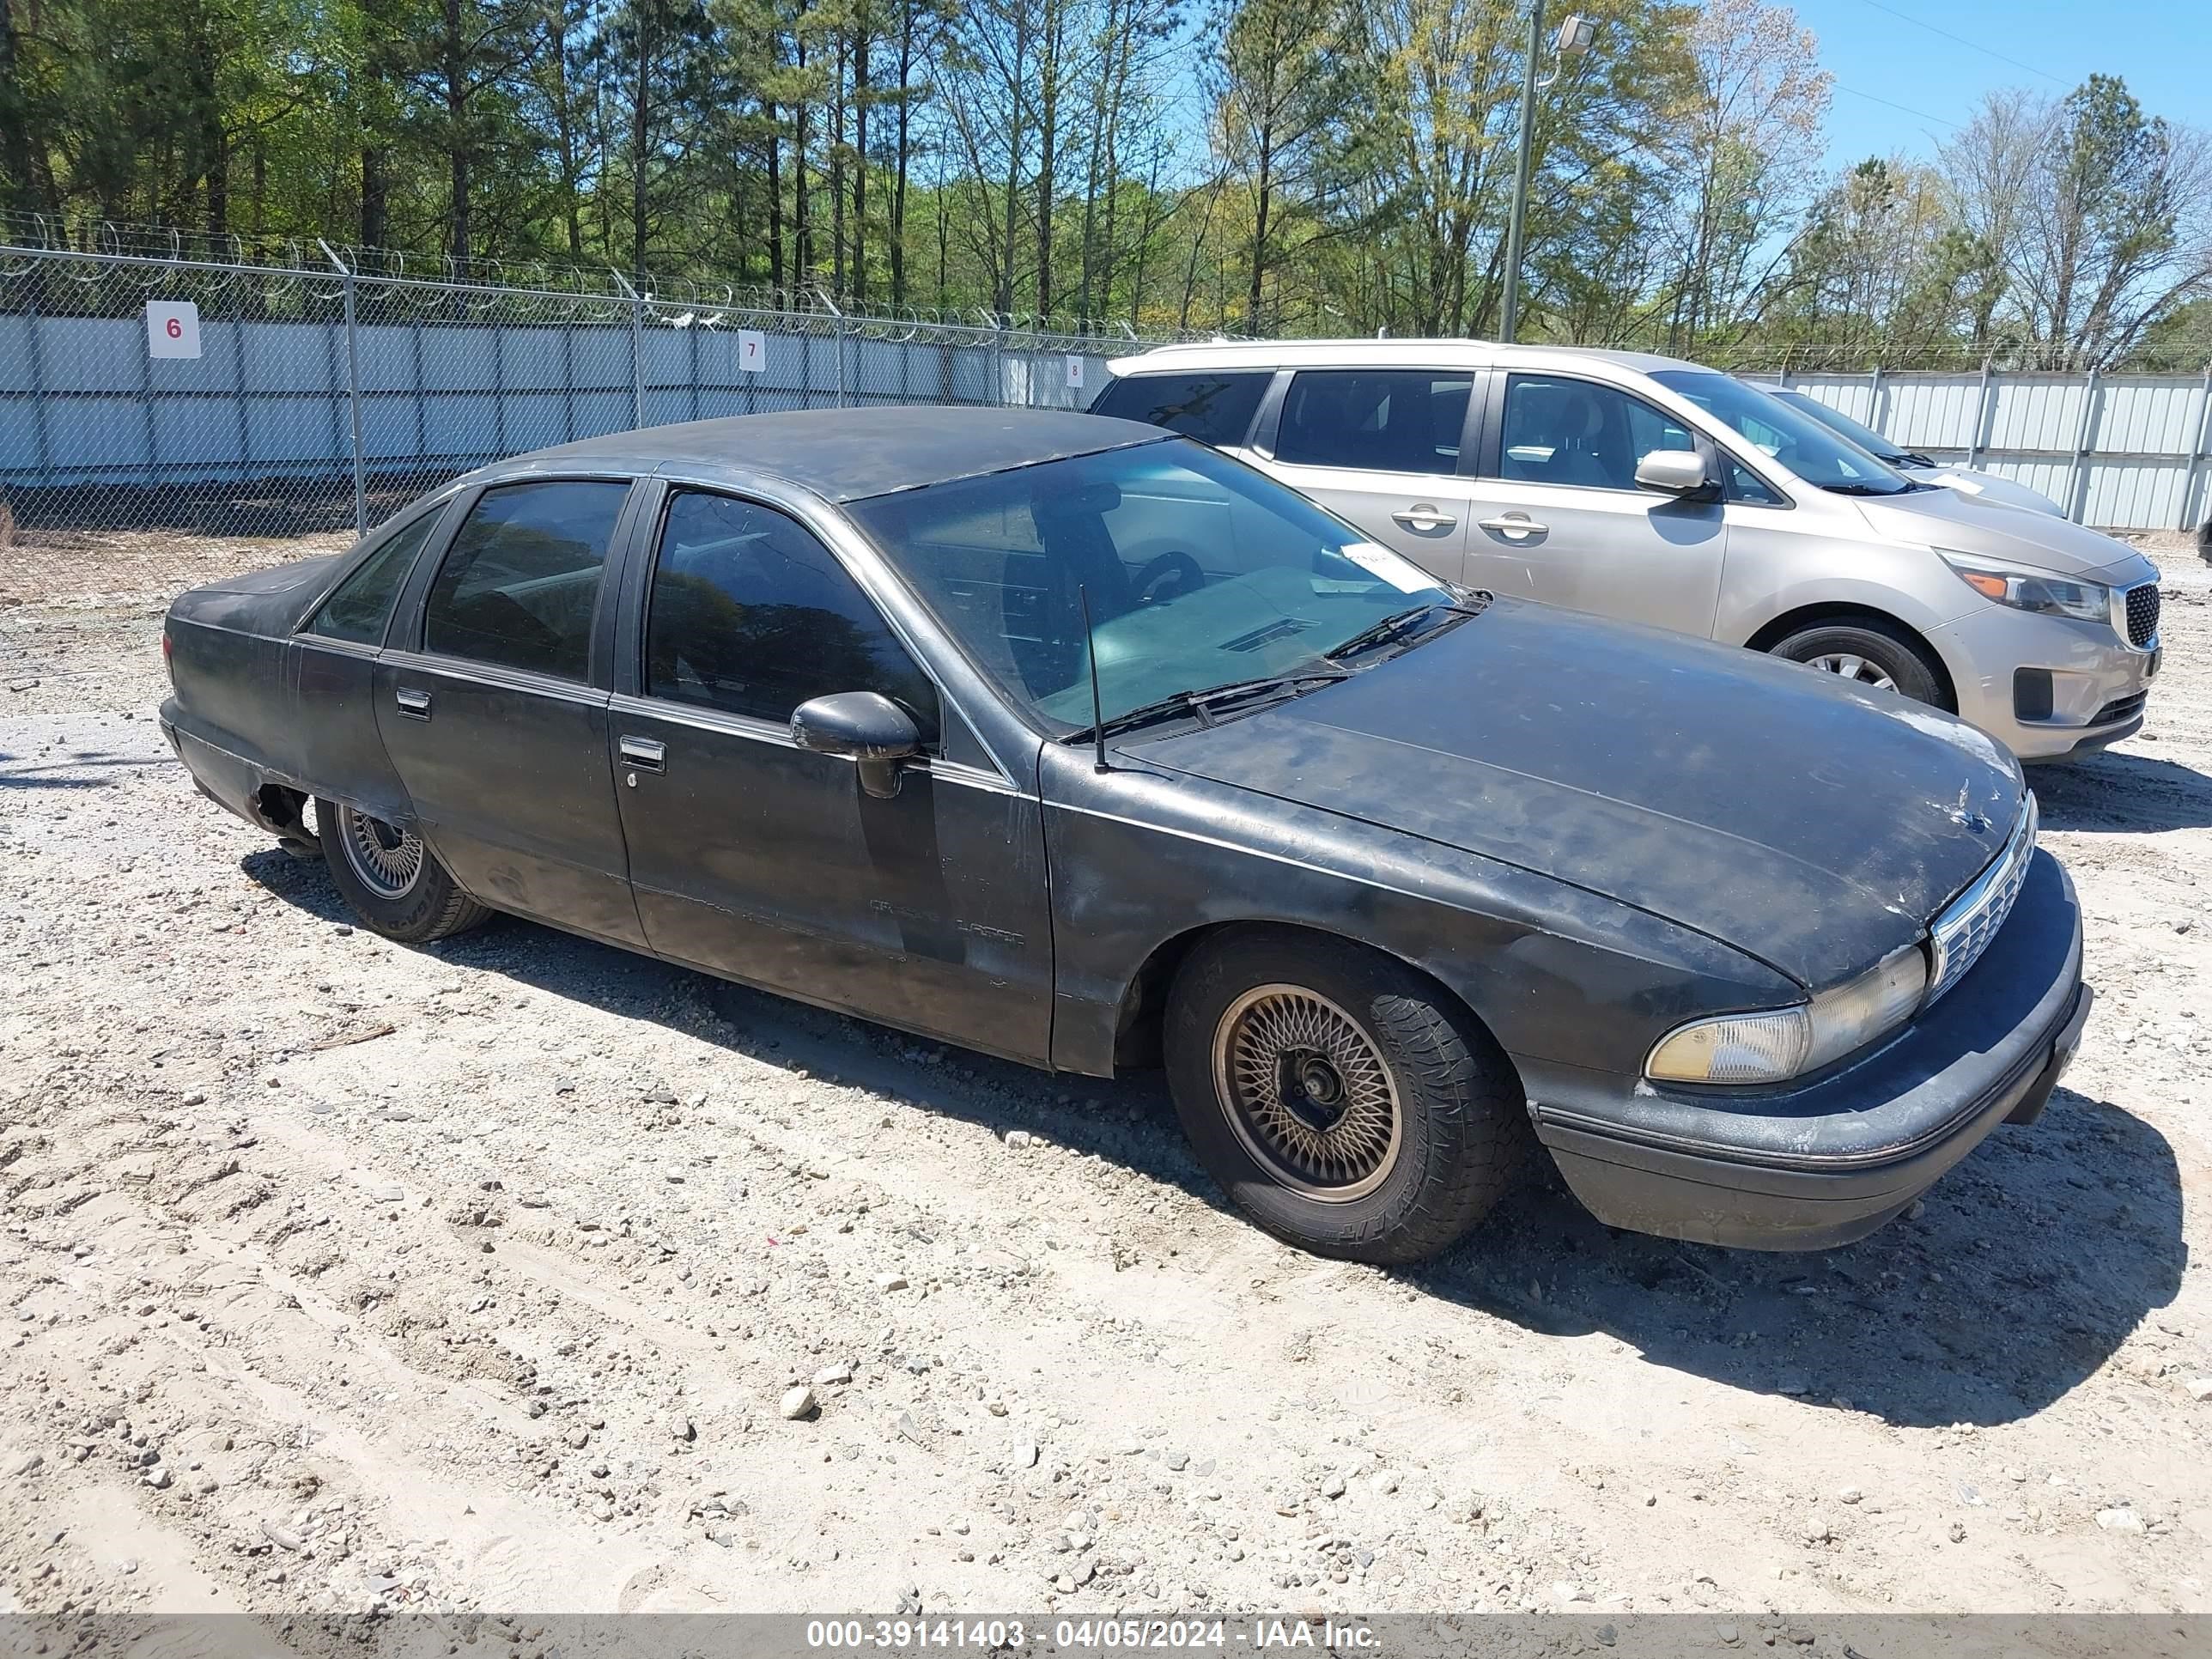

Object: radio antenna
[1079,584,1109,774]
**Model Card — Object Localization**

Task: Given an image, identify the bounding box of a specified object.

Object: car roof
[481,406,1165,503]
[1103,337,1704,377]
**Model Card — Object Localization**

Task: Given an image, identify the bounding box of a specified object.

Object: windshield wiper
[1323,599,1485,662]
[1821,481,1909,496]
[1065,666,1352,744]
[1898,452,1938,469]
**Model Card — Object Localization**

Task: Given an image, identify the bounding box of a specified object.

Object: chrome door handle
[619,736,666,773]
[1478,514,1547,538]
[1391,505,1458,532]
[394,686,432,719]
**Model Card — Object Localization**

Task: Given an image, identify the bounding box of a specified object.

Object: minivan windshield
[1651,369,1921,495]
[847,438,1466,736]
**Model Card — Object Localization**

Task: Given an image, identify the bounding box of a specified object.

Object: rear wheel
[316,798,490,944]
[1163,928,1528,1265]
[1768,617,1948,708]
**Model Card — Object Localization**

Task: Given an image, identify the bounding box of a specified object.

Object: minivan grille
[1927,794,2038,1006]
[2124,583,2160,648]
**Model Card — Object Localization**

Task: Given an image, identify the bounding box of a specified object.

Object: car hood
[1900,464,2063,517]
[1853,485,2138,577]
[1121,601,2024,989]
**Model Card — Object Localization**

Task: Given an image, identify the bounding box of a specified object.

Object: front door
[1255,367,1477,586]
[610,486,1054,1065]
[1462,372,1729,639]
[374,477,647,948]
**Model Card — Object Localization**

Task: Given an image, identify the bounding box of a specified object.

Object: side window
[1494,375,1696,493]
[1090,372,1270,447]
[645,490,939,736]
[1724,458,1786,506]
[307,509,442,645]
[1273,369,1473,474]
[422,480,628,680]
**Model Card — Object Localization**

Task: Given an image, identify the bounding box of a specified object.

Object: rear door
[1463,371,1728,638]
[374,476,647,947]
[1249,367,1477,585]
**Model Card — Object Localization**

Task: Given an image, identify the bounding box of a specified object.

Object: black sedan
[160,409,2090,1264]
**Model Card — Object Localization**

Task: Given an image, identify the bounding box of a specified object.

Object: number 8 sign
[146,300,203,360]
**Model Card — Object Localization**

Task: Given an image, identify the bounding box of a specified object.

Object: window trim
[1260,365,1485,479]
[624,479,955,759]
[399,472,641,689]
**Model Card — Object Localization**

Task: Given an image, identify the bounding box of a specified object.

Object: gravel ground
[0,531,2208,1624]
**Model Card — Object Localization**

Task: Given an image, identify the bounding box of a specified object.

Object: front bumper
[1935,603,2157,761]
[1524,850,2086,1249]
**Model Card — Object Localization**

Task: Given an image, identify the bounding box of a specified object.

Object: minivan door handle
[619,736,666,773]
[394,686,433,720]
[1478,514,1547,539]
[1391,504,1458,533]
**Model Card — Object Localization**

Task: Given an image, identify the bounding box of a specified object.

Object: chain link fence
[0,237,1155,607]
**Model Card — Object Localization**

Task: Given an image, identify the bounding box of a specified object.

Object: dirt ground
[1,526,2208,1628]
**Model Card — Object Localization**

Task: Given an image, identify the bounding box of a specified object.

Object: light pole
[1498,9,1595,343]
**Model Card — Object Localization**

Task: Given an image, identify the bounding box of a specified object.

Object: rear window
[1091,371,1269,447]
[1274,369,1473,474]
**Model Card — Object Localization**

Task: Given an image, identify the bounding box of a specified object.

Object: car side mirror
[791,691,923,798]
[1635,449,1718,501]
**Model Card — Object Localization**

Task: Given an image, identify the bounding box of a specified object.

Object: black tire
[1163,927,1529,1265]
[315,797,491,944]
[1768,617,1948,708]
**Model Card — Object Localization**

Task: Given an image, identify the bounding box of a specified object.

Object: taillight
[161,630,173,660]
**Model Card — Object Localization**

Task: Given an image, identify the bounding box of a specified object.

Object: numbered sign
[737,329,767,374]
[146,300,202,360]
[1065,354,1085,390]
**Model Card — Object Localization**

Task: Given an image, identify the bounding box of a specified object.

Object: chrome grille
[1927,794,2038,1006]
[2124,583,2160,648]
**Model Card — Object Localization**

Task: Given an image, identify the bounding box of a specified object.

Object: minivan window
[1492,374,1694,492]
[1273,370,1473,474]
[1651,370,1917,495]
[1091,371,1270,447]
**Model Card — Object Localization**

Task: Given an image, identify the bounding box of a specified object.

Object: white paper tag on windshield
[1340,541,1433,594]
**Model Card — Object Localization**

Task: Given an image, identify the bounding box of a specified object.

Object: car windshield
[1651,369,1917,495]
[846,438,1461,734]
[1767,387,1911,462]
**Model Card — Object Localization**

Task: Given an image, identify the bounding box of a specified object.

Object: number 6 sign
[146,300,202,360]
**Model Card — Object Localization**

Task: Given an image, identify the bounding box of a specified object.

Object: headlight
[1646,945,1928,1085]
[1941,551,2108,623]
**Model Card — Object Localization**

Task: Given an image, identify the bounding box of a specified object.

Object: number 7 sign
[146,300,202,360]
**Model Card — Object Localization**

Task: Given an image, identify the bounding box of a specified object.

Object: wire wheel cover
[337,805,424,899]
[1213,985,1403,1200]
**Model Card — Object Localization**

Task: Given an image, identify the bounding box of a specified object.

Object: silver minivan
[1093,340,2162,761]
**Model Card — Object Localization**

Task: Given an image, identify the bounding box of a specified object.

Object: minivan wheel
[316,798,492,944]
[1163,928,1528,1265]
[1769,618,1947,708]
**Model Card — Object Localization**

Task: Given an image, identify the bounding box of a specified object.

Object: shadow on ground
[2035,748,2212,833]
[245,846,2188,1434]
[0,748,173,790]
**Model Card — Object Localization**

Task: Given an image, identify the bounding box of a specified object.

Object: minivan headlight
[1940,551,2108,623]
[1646,945,1929,1085]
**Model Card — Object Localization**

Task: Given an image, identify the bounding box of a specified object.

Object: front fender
[1036,744,1796,1080]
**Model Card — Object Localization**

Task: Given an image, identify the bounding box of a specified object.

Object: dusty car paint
[160,408,2084,1252]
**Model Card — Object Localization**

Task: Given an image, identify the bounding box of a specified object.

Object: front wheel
[1163,928,1528,1265]
[316,798,491,944]
[1768,617,1948,708]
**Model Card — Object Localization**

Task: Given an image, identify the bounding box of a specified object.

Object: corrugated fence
[1746,368,2212,533]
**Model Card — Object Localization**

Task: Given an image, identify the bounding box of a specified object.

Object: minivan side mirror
[791,691,923,799]
[1635,449,1719,501]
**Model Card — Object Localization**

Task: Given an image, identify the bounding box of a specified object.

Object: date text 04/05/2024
[803,1619,1381,1650]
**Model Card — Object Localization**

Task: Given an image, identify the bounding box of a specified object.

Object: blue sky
[1792,0,2209,169]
